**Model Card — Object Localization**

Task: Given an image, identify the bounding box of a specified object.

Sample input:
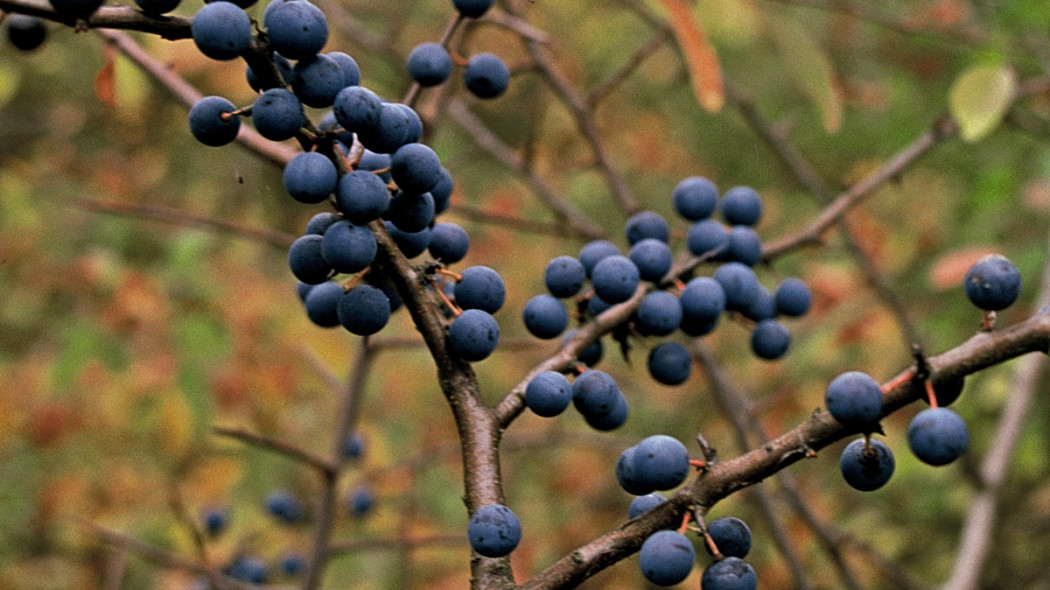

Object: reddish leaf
[95,46,117,107]
[656,0,724,113]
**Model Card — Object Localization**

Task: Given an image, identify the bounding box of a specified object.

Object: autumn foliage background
[3,0,1050,588]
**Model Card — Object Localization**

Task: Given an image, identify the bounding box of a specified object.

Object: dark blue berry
[591,255,640,304]
[720,186,763,226]
[647,341,692,385]
[522,294,569,339]
[191,1,252,60]
[839,437,895,491]
[338,285,390,335]
[468,504,521,557]
[907,407,968,466]
[524,371,572,417]
[449,309,500,361]
[628,492,665,519]
[707,517,751,558]
[749,319,790,360]
[673,176,719,221]
[407,42,453,87]
[544,255,587,298]
[464,53,510,99]
[964,254,1021,311]
[638,530,695,586]
[283,151,337,204]
[188,96,241,147]
[825,371,883,428]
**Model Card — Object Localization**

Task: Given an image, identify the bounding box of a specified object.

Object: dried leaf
[655,0,724,113]
[95,46,117,107]
[949,64,1016,142]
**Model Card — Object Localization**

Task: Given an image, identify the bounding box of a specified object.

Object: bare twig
[72,197,297,250]
[212,425,337,476]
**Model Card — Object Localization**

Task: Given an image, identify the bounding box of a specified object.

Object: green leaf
[949,64,1017,142]
[766,17,843,133]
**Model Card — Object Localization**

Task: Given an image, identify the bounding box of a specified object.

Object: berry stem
[879,369,914,394]
[429,276,462,317]
[925,379,940,409]
[689,458,708,471]
[677,510,692,535]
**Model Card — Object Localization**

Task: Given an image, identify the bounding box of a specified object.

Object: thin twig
[212,425,337,476]
[446,99,606,240]
[72,197,297,250]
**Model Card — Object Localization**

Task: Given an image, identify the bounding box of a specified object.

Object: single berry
[468,504,521,558]
[453,0,494,18]
[632,434,690,491]
[707,517,751,558]
[336,169,390,225]
[774,277,812,317]
[428,222,470,264]
[464,53,510,99]
[713,262,760,312]
[687,218,730,258]
[628,492,666,519]
[964,254,1021,311]
[584,391,628,431]
[825,371,883,428]
[839,437,895,491]
[680,277,726,324]
[338,285,391,335]
[191,1,252,61]
[266,489,304,523]
[454,266,506,313]
[673,176,719,221]
[578,239,620,277]
[647,341,692,385]
[347,485,375,516]
[5,14,47,50]
[291,53,345,108]
[720,186,763,226]
[638,530,695,586]
[390,142,443,195]
[701,556,758,590]
[590,255,640,304]
[749,319,790,360]
[288,234,332,285]
[407,42,453,87]
[265,0,328,60]
[544,255,587,298]
[188,96,241,147]
[634,290,682,336]
[303,280,345,328]
[571,370,620,418]
[624,210,670,245]
[907,407,969,466]
[524,371,573,417]
[629,238,673,283]
[283,151,337,204]
[522,294,569,339]
[321,220,377,274]
[448,309,500,361]
[252,88,304,141]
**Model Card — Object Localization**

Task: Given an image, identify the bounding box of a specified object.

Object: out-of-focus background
[2,0,1050,588]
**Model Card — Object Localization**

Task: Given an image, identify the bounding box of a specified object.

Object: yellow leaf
[655,0,725,113]
[949,64,1016,142]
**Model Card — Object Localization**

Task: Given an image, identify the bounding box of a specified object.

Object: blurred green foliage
[2,0,1050,589]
